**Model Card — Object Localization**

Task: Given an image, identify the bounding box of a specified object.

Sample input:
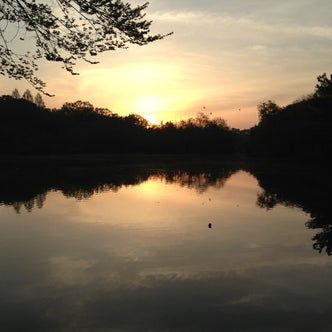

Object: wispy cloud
[151,9,332,40]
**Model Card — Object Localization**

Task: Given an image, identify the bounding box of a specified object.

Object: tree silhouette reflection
[246,160,332,256]
[306,215,332,255]
[1,157,331,255]
[0,156,237,212]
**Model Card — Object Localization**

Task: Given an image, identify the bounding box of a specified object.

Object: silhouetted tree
[309,222,332,256]
[315,73,332,97]
[256,192,279,210]
[193,112,210,128]
[94,107,112,116]
[0,0,172,94]
[178,112,229,130]
[257,100,281,123]
[11,88,20,99]
[22,89,33,103]
[34,93,45,108]
[0,93,241,154]
[124,114,149,128]
[246,161,332,255]
[0,159,237,212]
[249,88,332,158]
[61,100,94,113]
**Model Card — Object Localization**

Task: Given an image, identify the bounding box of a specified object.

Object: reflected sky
[0,170,331,331]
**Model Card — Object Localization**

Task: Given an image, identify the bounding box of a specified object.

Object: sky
[1,0,332,129]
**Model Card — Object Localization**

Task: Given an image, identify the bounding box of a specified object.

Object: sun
[144,114,159,126]
[136,95,166,125]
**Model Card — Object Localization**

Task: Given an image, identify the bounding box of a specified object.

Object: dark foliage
[1,73,331,158]
[245,160,332,255]
[1,155,331,255]
[247,74,332,159]
[0,155,238,212]
[0,95,238,154]
[315,73,332,98]
[248,96,332,158]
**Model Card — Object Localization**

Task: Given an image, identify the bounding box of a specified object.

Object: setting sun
[136,95,167,125]
[1,0,330,131]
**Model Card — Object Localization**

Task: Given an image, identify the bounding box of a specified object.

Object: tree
[257,100,281,123]
[11,88,20,99]
[125,114,149,128]
[34,93,45,108]
[22,89,33,102]
[178,112,229,129]
[61,100,94,113]
[194,112,210,128]
[0,0,172,95]
[315,73,332,97]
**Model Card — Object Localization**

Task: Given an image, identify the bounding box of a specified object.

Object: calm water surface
[0,159,331,331]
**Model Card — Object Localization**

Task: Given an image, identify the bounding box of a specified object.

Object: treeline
[1,73,331,158]
[0,97,238,154]
[247,96,332,158]
[247,73,332,158]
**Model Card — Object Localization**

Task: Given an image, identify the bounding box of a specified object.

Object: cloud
[153,8,332,39]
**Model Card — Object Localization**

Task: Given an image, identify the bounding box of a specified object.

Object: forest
[1,74,331,159]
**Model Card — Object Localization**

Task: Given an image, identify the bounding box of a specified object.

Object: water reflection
[246,161,332,256]
[0,157,332,331]
[0,157,331,256]
[0,157,237,212]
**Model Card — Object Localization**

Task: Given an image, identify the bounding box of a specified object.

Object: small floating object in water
[208,223,212,228]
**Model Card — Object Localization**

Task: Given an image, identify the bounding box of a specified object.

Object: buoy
[208,223,212,228]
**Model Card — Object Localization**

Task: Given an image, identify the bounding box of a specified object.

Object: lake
[0,156,331,331]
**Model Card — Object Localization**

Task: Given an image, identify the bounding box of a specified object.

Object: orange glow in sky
[135,95,166,125]
[1,1,332,129]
